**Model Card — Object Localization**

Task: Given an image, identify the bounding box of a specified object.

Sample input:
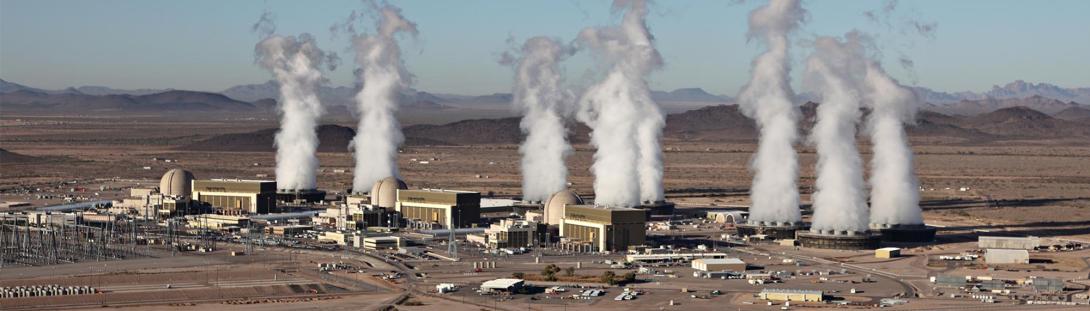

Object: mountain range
[2,78,1087,118]
[180,103,1089,153]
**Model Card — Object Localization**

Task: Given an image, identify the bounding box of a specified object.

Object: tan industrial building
[978,236,1040,250]
[559,205,646,252]
[876,247,902,258]
[186,214,250,230]
[759,288,823,302]
[396,189,481,229]
[985,248,1030,264]
[691,258,746,272]
[482,219,541,249]
[192,179,276,215]
[363,236,402,250]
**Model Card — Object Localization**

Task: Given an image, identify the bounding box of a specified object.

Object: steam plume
[864,54,923,226]
[576,0,664,207]
[737,0,806,225]
[504,37,575,202]
[803,33,870,234]
[254,14,337,191]
[346,3,418,193]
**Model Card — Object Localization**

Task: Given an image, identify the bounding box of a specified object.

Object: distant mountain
[74,85,167,96]
[652,88,732,103]
[0,79,167,96]
[1052,106,1090,122]
[663,105,755,141]
[1,89,255,113]
[911,80,1090,106]
[927,95,1081,116]
[984,80,1090,103]
[909,86,983,104]
[220,81,451,110]
[962,106,1090,138]
[181,125,356,152]
[0,79,47,94]
[0,148,42,164]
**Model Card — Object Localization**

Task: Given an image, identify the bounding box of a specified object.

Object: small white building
[480,278,524,293]
[363,236,401,250]
[691,258,746,272]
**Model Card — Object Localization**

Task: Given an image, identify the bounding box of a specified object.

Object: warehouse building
[691,258,746,272]
[559,205,646,252]
[758,288,823,302]
[480,278,524,294]
[192,179,276,215]
[984,249,1030,264]
[625,252,728,264]
[875,247,901,258]
[1029,277,1065,293]
[396,189,481,229]
[932,274,967,288]
[186,214,250,231]
[978,236,1040,250]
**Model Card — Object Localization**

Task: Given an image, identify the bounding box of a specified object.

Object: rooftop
[481,278,524,289]
[759,288,823,295]
[695,258,745,265]
[411,188,479,194]
[208,178,275,183]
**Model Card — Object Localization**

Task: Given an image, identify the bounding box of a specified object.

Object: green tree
[600,271,617,285]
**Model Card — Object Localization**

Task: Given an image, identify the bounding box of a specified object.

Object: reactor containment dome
[544,190,584,225]
[160,168,195,198]
[371,176,408,209]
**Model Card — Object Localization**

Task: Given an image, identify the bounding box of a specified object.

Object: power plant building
[978,236,1040,250]
[559,205,646,252]
[691,258,746,272]
[192,179,276,215]
[984,248,1030,264]
[396,189,481,229]
[543,190,583,225]
[758,288,823,302]
[158,169,195,214]
[482,219,542,249]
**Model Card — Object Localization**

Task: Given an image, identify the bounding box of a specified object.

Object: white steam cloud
[803,33,870,234]
[576,0,664,207]
[344,4,418,194]
[253,12,337,191]
[504,37,576,202]
[737,0,806,225]
[864,54,923,226]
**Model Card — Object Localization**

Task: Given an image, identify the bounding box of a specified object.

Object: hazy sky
[2,0,1088,95]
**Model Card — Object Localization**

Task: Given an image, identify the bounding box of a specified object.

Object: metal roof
[250,211,321,220]
[481,278,524,290]
[37,200,112,212]
[760,288,822,295]
[694,258,745,265]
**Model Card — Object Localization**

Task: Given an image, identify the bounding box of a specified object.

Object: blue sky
[2,0,1088,95]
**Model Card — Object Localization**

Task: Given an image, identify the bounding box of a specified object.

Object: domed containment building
[159,168,195,214]
[371,177,408,209]
[543,190,583,226]
[160,168,195,198]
